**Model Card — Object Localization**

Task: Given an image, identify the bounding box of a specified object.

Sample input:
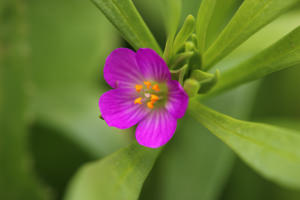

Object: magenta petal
[99,88,149,129]
[104,48,144,88]
[136,109,177,148]
[136,48,171,82]
[166,80,188,119]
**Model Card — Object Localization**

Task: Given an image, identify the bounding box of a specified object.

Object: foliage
[1,0,300,200]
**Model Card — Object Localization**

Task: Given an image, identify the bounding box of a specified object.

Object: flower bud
[183,78,201,97]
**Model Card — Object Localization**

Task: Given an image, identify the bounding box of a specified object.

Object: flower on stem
[99,48,188,148]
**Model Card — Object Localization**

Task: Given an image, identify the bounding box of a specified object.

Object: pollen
[151,94,159,102]
[147,101,154,109]
[152,84,160,92]
[135,84,143,92]
[134,97,142,104]
[144,81,151,89]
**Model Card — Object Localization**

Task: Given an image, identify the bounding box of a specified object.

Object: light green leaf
[189,101,300,189]
[64,142,161,200]
[196,0,216,53]
[0,1,47,199]
[201,26,300,98]
[198,70,220,94]
[161,0,182,38]
[205,0,243,49]
[162,0,182,62]
[203,0,299,69]
[92,0,161,54]
[173,15,195,53]
[171,64,188,85]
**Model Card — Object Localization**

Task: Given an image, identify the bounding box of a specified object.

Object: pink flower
[99,48,188,148]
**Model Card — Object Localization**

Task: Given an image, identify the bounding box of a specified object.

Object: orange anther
[134,97,142,105]
[135,84,143,92]
[147,101,154,109]
[144,81,151,89]
[151,94,159,102]
[152,84,160,92]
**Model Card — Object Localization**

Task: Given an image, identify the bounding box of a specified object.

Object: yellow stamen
[134,97,142,104]
[144,81,151,89]
[135,84,143,92]
[147,101,154,109]
[151,94,159,102]
[152,84,160,92]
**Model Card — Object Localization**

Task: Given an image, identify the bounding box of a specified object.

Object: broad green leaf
[222,119,300,200]
[64,142,161,200]
[189,101,300,189]
[196,0,216,53]
[202,26,300,98]
[205,0,243,49]
[0,1,47,199]
[28,0,129,157]
[92,0,161,54]
[203,0,300,69]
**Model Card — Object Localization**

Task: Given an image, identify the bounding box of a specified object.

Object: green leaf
[196,0,216,53]
[173,15,195,53]
[171,64,188,85]
[92,0,162,54]
[203,0,300,69]
[64,143,161,200]
[162,0,182,62]
[202,26,300,98]
[0,1,47,199]
[28,0,129,157]
[205,0,243,49]
[197,69,220,94]
[140,115,234,200]
[188,101,300,189]
[140,82,260,200]
[161,0,181,38]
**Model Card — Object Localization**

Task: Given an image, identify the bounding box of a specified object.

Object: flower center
[134,81,166,109]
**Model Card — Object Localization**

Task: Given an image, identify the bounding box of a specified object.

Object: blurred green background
[1,0,300,199]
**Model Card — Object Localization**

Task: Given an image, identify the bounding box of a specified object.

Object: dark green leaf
[28,0,129,157]
[0,1,47,199]
[203,0,299,69]
[64,143,161,200]
[92,0,162,54]
[189,101,300,189]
